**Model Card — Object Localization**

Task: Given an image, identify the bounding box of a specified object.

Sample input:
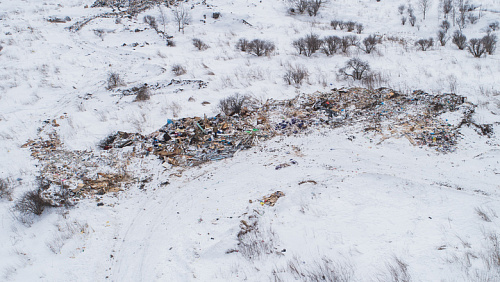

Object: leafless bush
[419,0,430,20]
[468,13,479,25]
[475,207,494,222]
[293,34,322,56]
[468,38,486,58]
[330,20,340,30]
[172,4,190,33]
[171,64,186,76]
[143,15,158,30]
[415,38,433,51]
[284,64,308,85]
[360,34,379,54]
[443,0,452,19]
[398,4,405,15]
[340,35,359,53]
[338,21,346,30]
[321,35,341,56]
[482,232,500,271]
[106,72,125,90]
[134,84,150,101]
[284,256,354,282]
[236,38,251,52]
[14,178,53,217]
[339,58,370,80]
[488,21,499,31]
[437,30,448,46]
[218,93,252,116]
[166,39,175,47]
[93,29,106,40]
[362,71,388,90]
[482,33,497,55]
[401,16,407,25]
[356,23,364,34]
[409,15,416,26]
[452,30,467,50]
[248,39,275,56]
[0,178,12,200]
[307,0,323,16]
[378,256,412,282]
[192,38,209,50]
[346,21,356,32]
[440,20,450,33]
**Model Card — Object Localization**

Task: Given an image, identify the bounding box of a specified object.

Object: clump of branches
[218,93,253,116]
[143,15,158,31]
[468,38,486,58]
[289,0,323,16]
[452,31,467,50]
[106,72,125,90]
[293,34,322,57]
[134,84,150,101]
[482,33,497,55]
[283,64,309,86]
[321,35,341,56]
[339,58,370,80]
[377,256,412,282]
[359,34,380,54]
[192,38,209,51]
[437,30,449,46]
[440,20,450,33]
[0,178,12,201]
[415,38,433,51]
[340,35,359,53]
[236,38,275,56]
[171,64,186,76]
[13,178,54,218]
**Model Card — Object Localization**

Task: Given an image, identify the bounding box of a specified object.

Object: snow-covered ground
[1,0,499,281]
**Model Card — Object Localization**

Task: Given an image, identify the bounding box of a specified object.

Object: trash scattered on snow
[260,191,285,206]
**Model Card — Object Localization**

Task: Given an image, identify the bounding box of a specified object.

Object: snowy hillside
[1,0,499,281]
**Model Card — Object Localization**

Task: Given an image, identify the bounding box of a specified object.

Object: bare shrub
[452,30,467,50]
[134,84,150,101]
[106,72,125,90]
[14,178,53,217]
[330,20,340,30]
[415,38,433,51]
[346,21,356,32]
[218,93,252,116]
[401,16,407,25]
[437,30,448,46]
[340,35,359,53]
[418,0,430,20]
[283,64,308,85]
[443,0,452,19]
[440,20,450,33]
[143,15,157,30]
[398,4,405,15]
[475,207,494,222]
[171,64,186,76]
[172,4,190,33]
[236,38,251,52]
[93,29,106,40]
[284,257,354,282]
[378,256,412,282]
[488,21,500,32]
[482,232,500,271]
[409,15,416,26]
[321,35,341,56]
[360,34,379,54]
[468,13,478,25]
[307,0,323,17]
[0,178,12,200]
[356,23,364,34]
[166,39,175,47]
[192,38,209,50]
[248,39,275,56]
[468,38,486,58]
[482,33,497,55]
[362,71,387,90]
[338,21,346,30]
[293,34,322,56]
[339,58,370,80]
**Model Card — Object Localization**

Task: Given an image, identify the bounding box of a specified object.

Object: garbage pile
[260,191,285,206]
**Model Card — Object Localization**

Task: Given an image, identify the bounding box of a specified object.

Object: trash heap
[21,87,491,204]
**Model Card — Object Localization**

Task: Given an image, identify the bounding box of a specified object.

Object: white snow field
[0,0,499,281]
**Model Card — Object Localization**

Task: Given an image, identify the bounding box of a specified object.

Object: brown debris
[260,191,285,207]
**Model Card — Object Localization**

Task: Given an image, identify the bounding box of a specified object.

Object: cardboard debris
[260,191,285,206]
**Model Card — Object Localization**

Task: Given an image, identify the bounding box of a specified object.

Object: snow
[1,0,500,281]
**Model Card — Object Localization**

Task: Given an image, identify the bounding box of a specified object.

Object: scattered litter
[275,159,298,170]
[298,180,317,185]
[260,191,285,206]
